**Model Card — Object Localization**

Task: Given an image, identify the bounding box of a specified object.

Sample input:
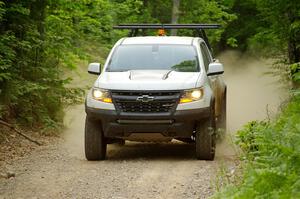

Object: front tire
[85,116,107,160]
[195,102,216,160]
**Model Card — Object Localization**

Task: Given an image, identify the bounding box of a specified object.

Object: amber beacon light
[158,29,166,36]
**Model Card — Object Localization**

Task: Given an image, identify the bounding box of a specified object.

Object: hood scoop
[129,70,173,80]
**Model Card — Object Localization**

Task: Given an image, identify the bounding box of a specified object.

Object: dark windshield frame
[106,44,200,72]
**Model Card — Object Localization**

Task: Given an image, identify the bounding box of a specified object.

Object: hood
[95,70,201,90]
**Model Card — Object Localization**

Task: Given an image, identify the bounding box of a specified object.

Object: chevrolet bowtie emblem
[136,95,155,103]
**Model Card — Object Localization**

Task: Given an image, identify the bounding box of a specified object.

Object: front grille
[111,91,181,113]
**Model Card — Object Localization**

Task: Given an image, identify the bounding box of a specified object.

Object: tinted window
[107,45,200,72]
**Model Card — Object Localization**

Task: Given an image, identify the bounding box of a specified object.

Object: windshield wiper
[106,68,130,72]
[162,70,175,80]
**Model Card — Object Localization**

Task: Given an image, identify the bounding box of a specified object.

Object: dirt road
[0,51,287,199]
[1,105,230,199]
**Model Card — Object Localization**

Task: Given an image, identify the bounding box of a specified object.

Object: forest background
[0,0,299,197]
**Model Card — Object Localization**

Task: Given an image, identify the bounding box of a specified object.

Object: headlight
[92,88,112,103]
[180,88,204,103]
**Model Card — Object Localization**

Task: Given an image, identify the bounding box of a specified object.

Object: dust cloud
[63,105,86,159]
[62,61,97,159]
[216,51,288,157]
[218,51,288,133]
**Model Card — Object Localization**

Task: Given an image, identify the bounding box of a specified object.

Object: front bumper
[85,106,211,138]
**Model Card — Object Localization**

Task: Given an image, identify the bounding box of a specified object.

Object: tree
[256,0,300,64]
[0,0,84,129]
[171,0,180,36]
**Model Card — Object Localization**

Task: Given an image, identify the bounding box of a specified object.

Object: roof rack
[114,24,221,30]
[113,24,221,51]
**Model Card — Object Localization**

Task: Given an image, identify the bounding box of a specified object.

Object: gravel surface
[0,105,235,199]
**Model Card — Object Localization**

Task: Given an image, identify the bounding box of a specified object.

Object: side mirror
[207,62,224,76]
[88,63,101,75]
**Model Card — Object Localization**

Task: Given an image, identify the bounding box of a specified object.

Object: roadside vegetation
[215,94,300,198]
[0,0,300,197]
[214,0,300,198]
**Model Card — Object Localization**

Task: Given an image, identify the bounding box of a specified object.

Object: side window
[200,43,211,72]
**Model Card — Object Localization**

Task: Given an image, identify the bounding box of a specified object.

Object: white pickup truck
[85,24,226,160]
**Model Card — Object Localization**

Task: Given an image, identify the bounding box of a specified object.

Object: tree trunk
[287,10,300,64]
[288,38,300,64]
[286,10,300,88]
[29,0,47,69]
[30,0,47,39]
[171,0,180,36]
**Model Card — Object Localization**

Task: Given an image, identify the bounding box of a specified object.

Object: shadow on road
[107,142,196,161]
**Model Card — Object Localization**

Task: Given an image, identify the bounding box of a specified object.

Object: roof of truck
[121,36,198,45]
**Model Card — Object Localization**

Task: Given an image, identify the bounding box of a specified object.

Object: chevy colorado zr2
[85,24,226,160]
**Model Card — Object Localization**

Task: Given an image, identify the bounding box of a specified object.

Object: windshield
[106,44,199,72]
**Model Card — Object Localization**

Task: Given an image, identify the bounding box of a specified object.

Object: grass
[213,90,300,198]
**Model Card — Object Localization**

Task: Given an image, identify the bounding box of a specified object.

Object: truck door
[200,42,222,117]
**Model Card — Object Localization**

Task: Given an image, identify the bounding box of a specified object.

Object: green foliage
[110,0,236,47]
[220,0,263,51]
[222,0,300,62]
[214,94,300,198]
[0,0,158,130]
[290,63,300,82]
[226,37,238,48]
[0,0,87,129]
[178,0,237,46]
[220,0,300,87]
[235,121,268,158]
